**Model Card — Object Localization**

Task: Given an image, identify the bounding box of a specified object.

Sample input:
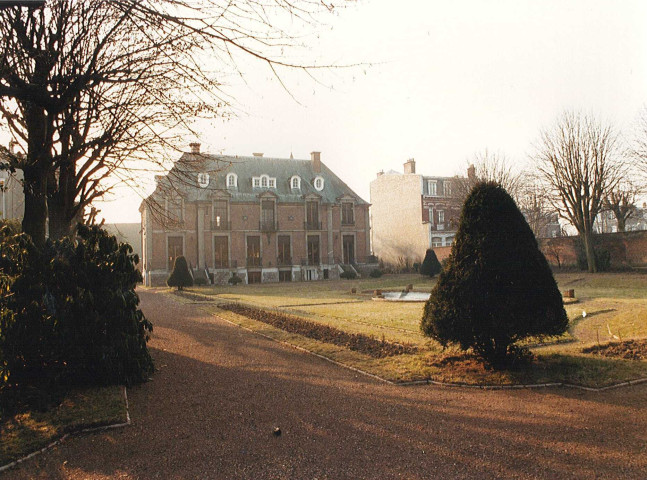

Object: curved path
[7,289,647,479]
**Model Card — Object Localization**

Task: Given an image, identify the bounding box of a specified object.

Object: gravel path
[6,289,647,479]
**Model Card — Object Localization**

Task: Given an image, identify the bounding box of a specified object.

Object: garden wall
[539,231,647,269]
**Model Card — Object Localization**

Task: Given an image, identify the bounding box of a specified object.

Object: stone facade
[141,147,371,285]
[370,159,462,266]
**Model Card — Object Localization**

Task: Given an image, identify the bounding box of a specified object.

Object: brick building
[140,145,371,285]
[370,159,462,266]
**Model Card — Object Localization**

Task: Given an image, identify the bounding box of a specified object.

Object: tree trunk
[48,162,78,240]
[582,230,597,273]
[617,216,626,232]
[22,166,49,248]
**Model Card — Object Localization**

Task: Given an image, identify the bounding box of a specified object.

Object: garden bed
[582,339,647,361]
[218,303,418,358]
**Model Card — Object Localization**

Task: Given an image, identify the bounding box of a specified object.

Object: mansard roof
[144,152,369,206]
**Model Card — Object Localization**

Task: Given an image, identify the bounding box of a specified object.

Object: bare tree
[516,178,560,238]
[534,111,622,273]
[453,150,523,203]
[603,180,641,232]
[0,0,343,245]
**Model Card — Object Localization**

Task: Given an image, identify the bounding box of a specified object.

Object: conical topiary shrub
[420,249,442,277]
[421,182,568,368]
[167,256,193,290]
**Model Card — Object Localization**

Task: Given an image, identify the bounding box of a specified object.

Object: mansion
[140,145,371,286]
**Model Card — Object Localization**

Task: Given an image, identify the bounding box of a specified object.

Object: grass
[166,271,647,388]
[0,385,127,467]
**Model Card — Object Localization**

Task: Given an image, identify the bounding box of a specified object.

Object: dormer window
[291,176,301,189]
[253,174,276,189]
[443,182,451,196]
[226,173,238,188]
[314,176,324,191]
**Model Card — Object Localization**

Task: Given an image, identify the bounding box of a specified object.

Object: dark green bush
[420,249,442,277]
[421,182,568,368]
[369,268,383,278]
[167,256,193,290]
[576,246,611,272]
[228,273,242,285]
[340,270,357,280]
[0,225,153,412]
[412,262,421,273]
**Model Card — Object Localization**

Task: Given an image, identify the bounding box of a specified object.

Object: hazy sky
[8,0,647,223]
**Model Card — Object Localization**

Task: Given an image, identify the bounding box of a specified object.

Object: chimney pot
[311,151,321,173]
[189,142,201,154]
[404,158,416,174]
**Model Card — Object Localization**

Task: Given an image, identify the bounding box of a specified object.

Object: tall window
[247,236,261,267]
[168,236,183,269]
[443,182,451,196]
[438,210,445,223]
[307,235,320,264]
[213,200,228,229]
[291,176,300,189]
[253,177,260,188]
[341,202,354,225]
[278,235,291,265]
[214,236,228,268]
[261,200,275,230]
[428,181,437,196]
[261,176,268,188]
[167,197,183,223]
[306,200,319,229]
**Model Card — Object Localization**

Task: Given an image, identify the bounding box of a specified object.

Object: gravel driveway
[6,289,647,479]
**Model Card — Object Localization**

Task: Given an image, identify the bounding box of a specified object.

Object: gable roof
[144,153,368,206]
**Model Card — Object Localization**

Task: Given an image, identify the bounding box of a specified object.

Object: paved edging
[216,312,647,393]
[0,386,131,474]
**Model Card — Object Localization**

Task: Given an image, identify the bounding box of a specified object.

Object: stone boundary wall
[431,231,647,269]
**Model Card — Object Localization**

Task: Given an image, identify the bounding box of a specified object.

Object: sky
[7,0,647,223]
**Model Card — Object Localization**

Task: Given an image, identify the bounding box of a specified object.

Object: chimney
[403,158,416,174]
[189,142,201,154]
[467,164,476,181]
[252,152,264,157]
[311,151,321,173]
[377,170,384,177]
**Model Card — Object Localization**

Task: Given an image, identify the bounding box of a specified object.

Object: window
[314,176,324,191]
[261,200,275,231]
[341,202,354,225]
[342,235,355,264]
[214,236,228,268]
[306,200,319,229]
[253,177,260,188]
[431,237,442,247]
[226,173,237,188]
[213,200,228,229]
[247,236,261,267]
[428,180,437,196]
[291,176,301,189]
[438,210,445,223]
[307,235,320,264]
[269,178,276,188]
[445,236,455,246]
[261,175,268,188]
[278,235,291,266]
[167,236,183,269]
[443,182,451,196]
[167,197,183,223]
[253,175,276,189]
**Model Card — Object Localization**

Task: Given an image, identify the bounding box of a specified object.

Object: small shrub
[369,268,383,278]
[412,262,421,273]
[340,270,357,280]
[228,273,242,285]
[577,247,611,272]
[420,249,441,277]
[167,256,193,290]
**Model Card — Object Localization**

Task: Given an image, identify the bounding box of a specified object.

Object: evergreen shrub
[369,269,383,278]
[0,225,153,412]
[167,256,193,290]
[420,249,442,277]
[228,273,242,285]
[421,182,568,368]
[340,271,357,280]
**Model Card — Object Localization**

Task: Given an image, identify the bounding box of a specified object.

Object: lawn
[0,385,128,468]
[169,272,647,388]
